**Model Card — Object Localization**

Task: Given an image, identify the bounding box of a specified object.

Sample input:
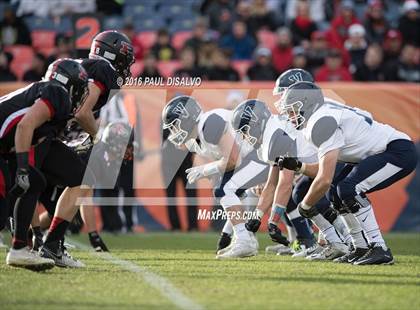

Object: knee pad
[298,205,319,219]
[342,194,371,214]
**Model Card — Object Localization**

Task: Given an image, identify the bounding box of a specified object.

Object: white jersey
[185,108,253,161]
[257,115,318,166]
[303,97,411,163]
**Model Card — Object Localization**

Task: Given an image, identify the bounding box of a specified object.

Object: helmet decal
[241,106,258,123]
[288,72,303,83]
[172,102,190,119]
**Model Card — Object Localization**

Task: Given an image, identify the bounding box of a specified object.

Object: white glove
[185,162,220,184]
[186,165,206,184]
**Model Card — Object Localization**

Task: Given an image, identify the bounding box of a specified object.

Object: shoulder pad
[311,116,338,147]
[202,113,227,145]
[268,129,297,163]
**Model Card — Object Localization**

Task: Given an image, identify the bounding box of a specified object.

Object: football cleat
[39,241,85,268]
[89,231,109,252]
[266,244,292,255]
[333,247,370,264]
[307,242,348,261]
[353,245,394,265]
[6,247,55,271]
[32,232,44,252]
[216,239,258,259]
[291,239,318,258]
[216,232,232,253]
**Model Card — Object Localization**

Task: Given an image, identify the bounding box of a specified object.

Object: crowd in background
[0,0,419,83]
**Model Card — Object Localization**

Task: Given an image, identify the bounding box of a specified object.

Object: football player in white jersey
[162,96,279,259]
[231,99,350,260]
[277,81,417,265]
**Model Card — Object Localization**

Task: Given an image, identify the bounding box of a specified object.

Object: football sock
[333,216,352,245]
[44,217,70,246]
[233,223,250,241]
[355,205,387,250]
[222,220,233,235]
[12,193,38,250]
[287,208,314,242]
[341,213,369,249]
[311,214,342,244]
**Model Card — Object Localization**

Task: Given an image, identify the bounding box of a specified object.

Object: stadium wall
[0,82,418,232]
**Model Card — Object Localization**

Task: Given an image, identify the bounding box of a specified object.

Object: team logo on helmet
[241,106,258,123]
[120,41,131,55]
[172,103,190,119]
[288,72,303,83]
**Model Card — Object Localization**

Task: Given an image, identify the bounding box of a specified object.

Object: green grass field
[0,232,419,310]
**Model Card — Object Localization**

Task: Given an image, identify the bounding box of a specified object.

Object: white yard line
[68,238,204,310]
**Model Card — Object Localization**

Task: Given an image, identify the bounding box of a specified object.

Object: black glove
[89,231,109,252]
[277,157,302,171]
[268,223,289,246]
[245,218,261,233]
[11,152,30,197]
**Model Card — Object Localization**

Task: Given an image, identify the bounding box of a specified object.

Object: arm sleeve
[202,114,227,145]
[39,84,71,120]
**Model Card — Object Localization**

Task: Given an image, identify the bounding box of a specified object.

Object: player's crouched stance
[279,82,417,265]
[0,59,90,270]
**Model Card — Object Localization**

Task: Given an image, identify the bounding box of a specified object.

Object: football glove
[186,162,220,184]
[268,223,289,245]
[11,168,30,197]
[277,157,302,172]
[245,209,264,232]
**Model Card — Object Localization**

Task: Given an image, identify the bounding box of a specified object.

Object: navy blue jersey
[0,81,72,151]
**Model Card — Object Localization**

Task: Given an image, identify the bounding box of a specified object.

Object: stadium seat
[172,31,193,50]
[169,17,197,33]
[123,4,156,19]
[24,16,56,31]
[56,16,73,34]
[157,61,181,78]
[232,60,252,80]
[130,61,144,77]
[0,3,6,22]
[136,32,157,50]
[257,30,277,50]
[4,45,34,80]
[133,18,166,32]
[158,3,192,19]
[103,16,124,31]
[31,30,56,51]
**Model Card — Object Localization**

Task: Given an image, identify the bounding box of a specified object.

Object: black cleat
[89,231,109,252]
[333,247,370,264]
[216,232,232,253]
[353,245,394,265]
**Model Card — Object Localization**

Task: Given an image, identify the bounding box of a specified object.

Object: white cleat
[292,243,319,258]
[249,232,259,251]
[307,242,349,261]
[265,244,291,255]
[216,239,258,259]
[58,249,86,268]
[6,247,55,271]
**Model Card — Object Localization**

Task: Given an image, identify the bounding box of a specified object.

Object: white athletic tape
[68,238,204,310]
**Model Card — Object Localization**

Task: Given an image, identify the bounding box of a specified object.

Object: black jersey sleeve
[39,83,72,121]
[89,59,120,93]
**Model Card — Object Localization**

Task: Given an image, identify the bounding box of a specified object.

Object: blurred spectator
[138,53,163,80]
[345,24,368,70]
[307,31,329,72]
[364,0,389,43]
[197,37,218,70]
[290,0,317,46]
[151,29,176,61]
[315,48,352,81]
[353,44,385,81]
[383,29,403,64]
[291,46,310,72]
[384,44,420,82]
[272,27,293,73]
[398,0,420,47]
[207,49,240,81]
[205,0,235,34]
[286,0,326,23]
[247,47,277,80]
[122,22,144,61]
[248,0,278,33]
[0,7,31,46]
[23,52,47,82]
[174,48,203,78]
[0,49,16,82]
[219,20,257,60]
[185,18,210,55]
[329,0,360,47]
[46,33,75,65]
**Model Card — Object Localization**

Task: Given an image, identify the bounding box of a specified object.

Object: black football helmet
[101,122,134,156]
[231,99,271,148]
[89,30,134,79]
[44,58,89,114]
[162,96,202,146]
